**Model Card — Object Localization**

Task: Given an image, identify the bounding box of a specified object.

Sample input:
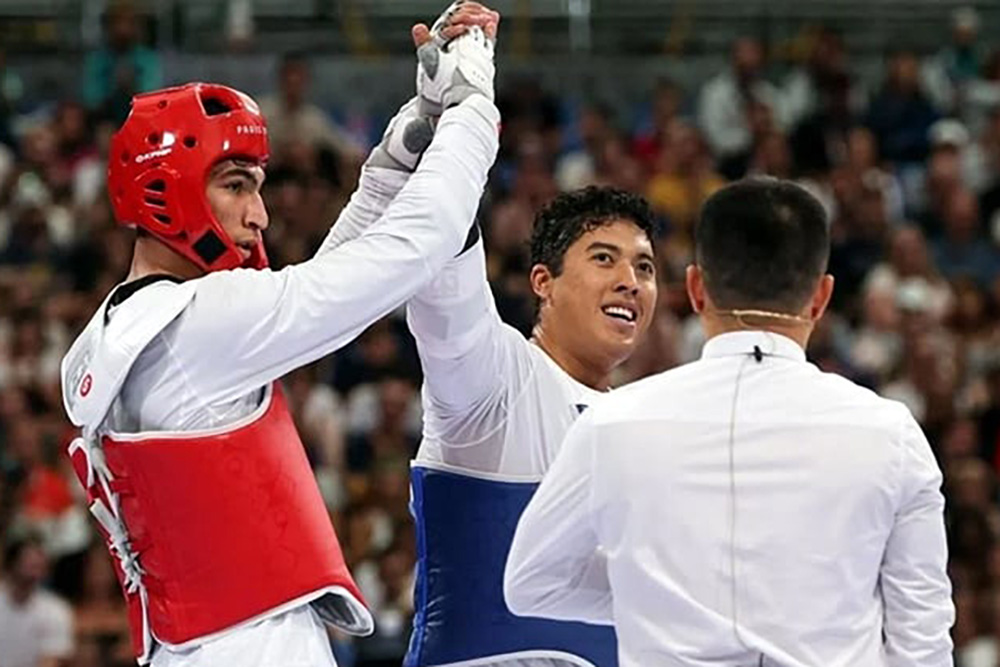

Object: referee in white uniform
[504,178,955,666]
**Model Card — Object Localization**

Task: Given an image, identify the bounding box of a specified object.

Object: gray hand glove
[366,97,436,172]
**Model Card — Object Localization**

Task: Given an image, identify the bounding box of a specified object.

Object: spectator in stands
[0,533,74,667]
[555,103,615,191]
[489,136,558,255]
[850,272,903,386]
[962,50,1000,140]
[866,225,953,322]
[259,52,365,174]
[4,417,71,532]
[746,129,792,179]
[780,28,863,133]
[591,132,646,193]
[918,135,966,234]
[72,544,130,667]
[844,126,906,222]
[924,117,995,201]
[346,376,420,475]
[81,2,161,125]
[834,172,893,289]
[646,119,724,255]
[632,78,683,175]
[923,6,984,114]
[353,543,415,666]
[785,31,863,185]
[331,318,421,399]
[933,188,1000,288]
[960,587,1000,667]
[495,77,562,169]
[950,277,998,378]
[867,50,939,165]
[697,37,779,168]
[285,364,348,480]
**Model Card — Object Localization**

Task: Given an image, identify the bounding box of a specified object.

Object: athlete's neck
[127,236,204,282]
[531,326,614,392]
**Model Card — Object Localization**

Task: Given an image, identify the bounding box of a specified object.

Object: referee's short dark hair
[695,177,830,312]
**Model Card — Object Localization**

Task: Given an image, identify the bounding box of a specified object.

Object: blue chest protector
[406,464,618,667]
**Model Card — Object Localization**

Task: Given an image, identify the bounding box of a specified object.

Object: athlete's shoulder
[60,279,197,428]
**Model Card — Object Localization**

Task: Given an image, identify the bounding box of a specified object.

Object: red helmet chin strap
[109,83,271,272]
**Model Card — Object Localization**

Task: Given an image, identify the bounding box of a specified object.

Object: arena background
[1,0,999,665]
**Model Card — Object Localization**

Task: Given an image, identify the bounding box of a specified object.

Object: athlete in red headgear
[106,83,273,273]
[59,6,500,666]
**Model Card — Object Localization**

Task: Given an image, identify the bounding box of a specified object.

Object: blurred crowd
[3,2,1000,666]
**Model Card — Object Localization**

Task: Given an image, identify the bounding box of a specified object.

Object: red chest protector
[69,384,372,662]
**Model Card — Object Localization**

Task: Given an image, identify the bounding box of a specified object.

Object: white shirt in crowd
[696,72,780,159]
[88,98,499,667]
[506,330,954,667]
[0,581,74,667]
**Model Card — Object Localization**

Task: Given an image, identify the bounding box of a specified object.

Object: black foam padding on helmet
[193,230,228,265]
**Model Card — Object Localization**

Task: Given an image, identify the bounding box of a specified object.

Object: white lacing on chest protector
[70,435,152,657]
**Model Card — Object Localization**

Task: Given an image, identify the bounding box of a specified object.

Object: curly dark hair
[529,186,658,277]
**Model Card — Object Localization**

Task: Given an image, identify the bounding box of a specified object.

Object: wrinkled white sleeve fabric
[406,236,532,414]
[504,409,612,625]
[881,411,955,667]
[406,235,541,468]
[170,96,499,404]
[317,165,410,254]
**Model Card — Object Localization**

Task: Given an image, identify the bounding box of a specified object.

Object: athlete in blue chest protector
[406,182,659,667]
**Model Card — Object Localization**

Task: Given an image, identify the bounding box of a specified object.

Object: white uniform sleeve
[316,165,409,254]
[881,412,955,666]
[406,229,540,461]
[504,409,613,625]
[406,237,514,402]
[170,96,499,404]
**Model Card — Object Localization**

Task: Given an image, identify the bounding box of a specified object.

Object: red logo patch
[79,373,93,397]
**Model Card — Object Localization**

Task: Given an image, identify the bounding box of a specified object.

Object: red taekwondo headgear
[109,83,270,272]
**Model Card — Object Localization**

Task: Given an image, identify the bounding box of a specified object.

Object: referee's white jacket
[505,330,954,667]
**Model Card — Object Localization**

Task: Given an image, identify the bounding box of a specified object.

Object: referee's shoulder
[811,365,916,428]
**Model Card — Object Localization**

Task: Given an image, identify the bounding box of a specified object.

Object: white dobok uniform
[61,97,499,667]
[404,233,616,667]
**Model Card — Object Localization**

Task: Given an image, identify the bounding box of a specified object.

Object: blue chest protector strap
[406,464,618,667]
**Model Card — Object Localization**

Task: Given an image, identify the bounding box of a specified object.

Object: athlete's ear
[530,263,555,307]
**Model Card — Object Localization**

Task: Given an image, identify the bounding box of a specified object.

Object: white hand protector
[416,8,495,116]
[366,96,436,172]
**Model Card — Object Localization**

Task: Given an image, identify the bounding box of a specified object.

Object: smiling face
[532,219,657,374]
[205,159,268,262]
